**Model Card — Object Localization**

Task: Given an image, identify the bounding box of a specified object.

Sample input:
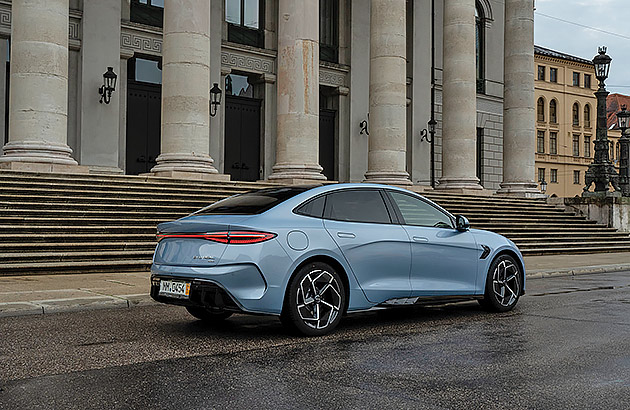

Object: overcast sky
[534,0,630,95]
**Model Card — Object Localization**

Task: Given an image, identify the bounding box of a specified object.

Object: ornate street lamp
[583,47,620,196]
[210,83,222,117]
[540,178,547,195]
[617,105,630,196]
[98,67,117,104]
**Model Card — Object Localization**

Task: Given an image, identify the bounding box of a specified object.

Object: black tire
[479,254,522,312]
[281,262,346,337]
[186,306,233,322]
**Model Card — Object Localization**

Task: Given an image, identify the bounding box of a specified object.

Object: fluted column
[0,0,79,169]
[268,0,325,182]
[438,0,482,190]
[151,0,225,180]
[364,0,411,185]
[498,0,540,196]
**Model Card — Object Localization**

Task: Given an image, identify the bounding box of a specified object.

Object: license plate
[158,280,191,299]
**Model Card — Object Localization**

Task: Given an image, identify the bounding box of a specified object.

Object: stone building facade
[534,46,619,197]
[0,0,539,195]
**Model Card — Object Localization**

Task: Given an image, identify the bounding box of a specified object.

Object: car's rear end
[150,187,315,316]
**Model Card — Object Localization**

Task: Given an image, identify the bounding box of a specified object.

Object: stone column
[498,0,540,197]
[0,0,81,172]
[364,0,411,185]
[269,0,325,182]
[437,0,482,190]
[151,0,227,180]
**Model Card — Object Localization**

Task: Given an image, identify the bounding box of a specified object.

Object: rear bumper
[151,276,243,313]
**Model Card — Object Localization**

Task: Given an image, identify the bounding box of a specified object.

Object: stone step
[518,240,630,249]
[0,225,158,234]
[0,242,155,252]
[512,235,630,243]
[0,209,186,219]
[520,245,630,256]
[1,233,155,243]
[0,194,214,206]
[0,217,170,226]
[0,201,197,213]
[0,250,155,264]
[0,259,152,276]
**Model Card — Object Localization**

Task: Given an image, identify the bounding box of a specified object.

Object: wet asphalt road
[1,272,630,410]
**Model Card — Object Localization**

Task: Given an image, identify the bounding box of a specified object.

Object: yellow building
[534,46,619,197]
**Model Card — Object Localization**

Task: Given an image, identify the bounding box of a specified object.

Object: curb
[0,294,157,318]
[527,264,630,279]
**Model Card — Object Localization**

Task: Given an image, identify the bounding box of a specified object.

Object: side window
[325,190,391,224]
[295,196,326,218]
[388,192,453,229]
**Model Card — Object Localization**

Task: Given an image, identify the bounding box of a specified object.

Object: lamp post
[583,47,620,196]
[617,105,630,196]
[209,83,222,117]
[540,178,547,195]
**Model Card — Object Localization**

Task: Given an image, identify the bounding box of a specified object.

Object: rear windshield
[194,186,315,215]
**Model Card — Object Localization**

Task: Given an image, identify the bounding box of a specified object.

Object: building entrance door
[224,95,261,181]
[126,81,161,175]
[319,109,336,181]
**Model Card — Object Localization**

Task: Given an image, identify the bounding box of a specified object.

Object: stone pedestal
[562,196,630,232]
[497,0,541,197]
[150,0,226,181]
[363,0,411,185]
[269,0,325,182]
[437,0,482,190]
[0,0,81,169]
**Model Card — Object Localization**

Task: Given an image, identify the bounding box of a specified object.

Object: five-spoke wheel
[479,254,522,312]
[282,262,345,336]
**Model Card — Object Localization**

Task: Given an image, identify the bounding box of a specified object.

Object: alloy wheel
[492,259,520,307]
[296,269,343,330]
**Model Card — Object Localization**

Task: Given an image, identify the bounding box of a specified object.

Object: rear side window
[324,190,391,224]
[195,187,313,215]
[295,196,326,218]
[388,191,453,228]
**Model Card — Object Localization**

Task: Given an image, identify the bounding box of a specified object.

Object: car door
[386,191,479,296]
[323,189,412,304]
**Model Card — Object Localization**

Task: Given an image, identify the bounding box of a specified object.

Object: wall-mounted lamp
[210,83,222,117]
[98,67,117,104]
[359,113,369,135]
[420,118,437,143]
[540,178,547,194]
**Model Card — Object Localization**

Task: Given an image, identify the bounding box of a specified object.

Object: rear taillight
[156,231,276,244]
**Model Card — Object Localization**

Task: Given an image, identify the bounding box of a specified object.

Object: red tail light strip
[156,231,276,244]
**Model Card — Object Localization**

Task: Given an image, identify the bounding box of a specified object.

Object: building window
[573,135,580,156]
[573,170,581,185]
[573,72,580,86]
[550,67,558,83]
[584,104,591,128]
[225,74,254,98]
[129,57,162,84]
[584,136,591,157]
[550,169,558,183]
[617,142,621,161]
[537,131,545,153]
[537,97,545,122]
[550,100,557,124]
[610,141,615,160]
[537,65,545,81]
[538,168,545,183]
[130,0,164,27]
[550,132,558,154]
[475,5,485,93]
[573,102,580,126]
[584,74,592,89]
[226,0,264,48]
[320,0,339,63]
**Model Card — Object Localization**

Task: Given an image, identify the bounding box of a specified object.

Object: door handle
[148,156,156,164]
[337,232,356,239]
[137,155,146,163]
[413,236,429,243]
[241,163,249,170]
[232,162,241,169]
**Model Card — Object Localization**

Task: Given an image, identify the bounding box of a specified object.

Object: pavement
[1,252,629,318]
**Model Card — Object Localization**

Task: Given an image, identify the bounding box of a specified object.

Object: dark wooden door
[320,109,336,181]
[225,96,261,181]
[126,81,161,175]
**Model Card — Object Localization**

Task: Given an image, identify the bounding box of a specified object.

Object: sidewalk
[1,253,629,318]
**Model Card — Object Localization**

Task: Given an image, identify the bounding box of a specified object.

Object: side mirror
[456,215,470,232]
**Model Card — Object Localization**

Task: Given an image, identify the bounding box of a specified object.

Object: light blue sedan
[151,183,525,336]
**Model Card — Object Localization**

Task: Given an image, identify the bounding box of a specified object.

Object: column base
[150,152,226,180]
[1,141,79,166]
[581,190,621,199]
[88,165,125,175]
[364,171,412,186]
[268,163,327,183]
[497,182,546,198]
[147,170,231,182]
[0,161,88,175]
[436,177,484,191]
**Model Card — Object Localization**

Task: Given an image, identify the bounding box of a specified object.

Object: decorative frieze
[320,67,347,87]
[120,24,163,56]
[221,47,275,75]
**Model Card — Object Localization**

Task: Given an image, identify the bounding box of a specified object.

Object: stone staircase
[0,171,628,276]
